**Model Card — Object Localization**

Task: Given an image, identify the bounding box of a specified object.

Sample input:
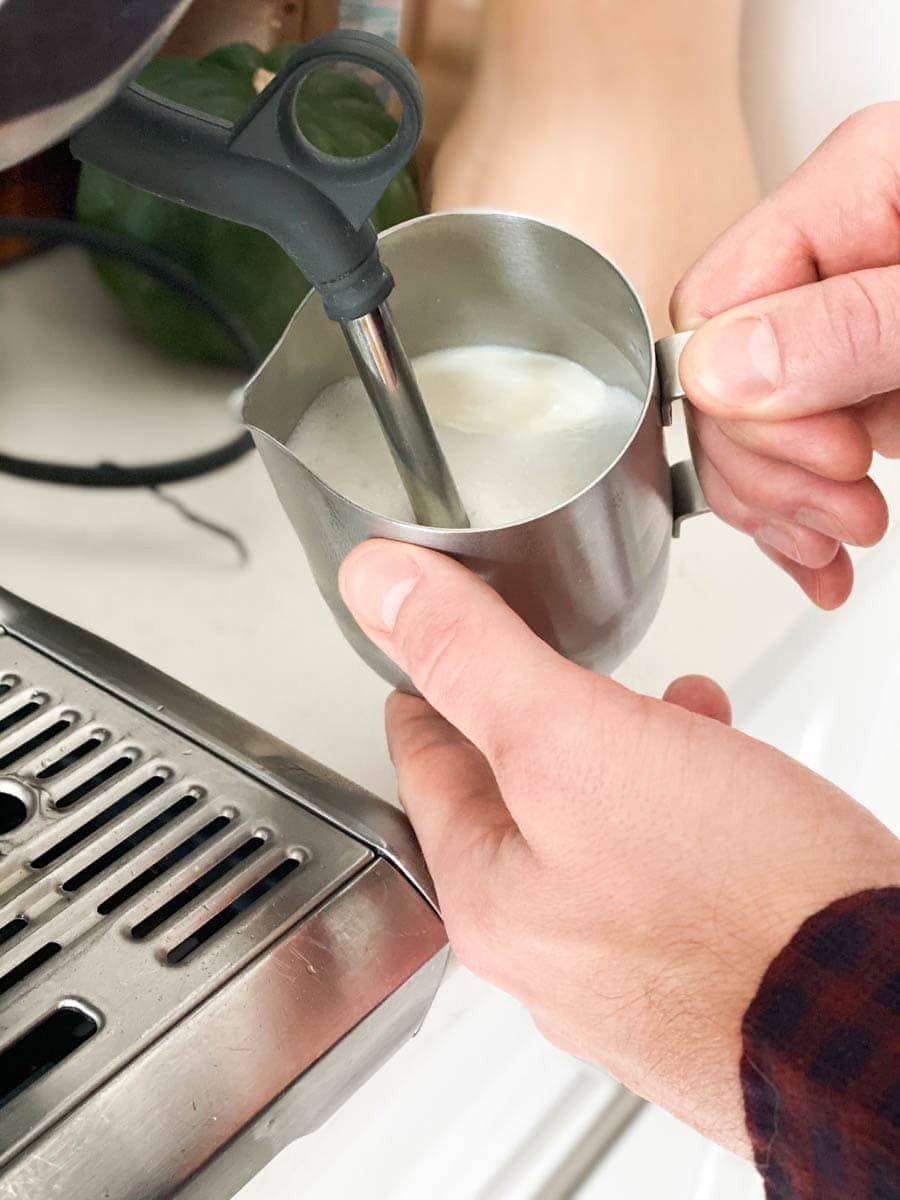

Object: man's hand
[672,103,900,607]
[339,540,900,1154]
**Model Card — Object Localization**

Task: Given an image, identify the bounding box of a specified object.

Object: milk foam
[287,345,641,527]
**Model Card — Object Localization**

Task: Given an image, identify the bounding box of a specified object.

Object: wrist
[460,28,745,157]
[477,0,743,96]
[628,812,900,1154]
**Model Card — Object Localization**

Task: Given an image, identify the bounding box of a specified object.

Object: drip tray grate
[0,590,446,1200]
[0,637,371,1167]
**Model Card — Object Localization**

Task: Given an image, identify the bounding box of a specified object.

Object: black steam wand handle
[70,29,423,322]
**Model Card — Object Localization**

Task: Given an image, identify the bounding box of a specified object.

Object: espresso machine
[0,7,451,1198]
[0,591,446,1199]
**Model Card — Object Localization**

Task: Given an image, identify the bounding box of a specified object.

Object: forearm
[475,0,745,108]
[431,0,757,330]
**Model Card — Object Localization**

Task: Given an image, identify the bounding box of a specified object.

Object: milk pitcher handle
[655,331,710,537]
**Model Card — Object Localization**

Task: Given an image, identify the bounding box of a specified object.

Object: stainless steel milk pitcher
[242,211,707,690]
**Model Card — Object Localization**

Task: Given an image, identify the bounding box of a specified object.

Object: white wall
[742,0,900,191]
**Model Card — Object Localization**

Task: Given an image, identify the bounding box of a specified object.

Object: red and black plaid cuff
[741,887,899,1199]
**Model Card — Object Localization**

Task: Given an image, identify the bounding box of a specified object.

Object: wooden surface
[162,0,340,55]
[0,143,79,264]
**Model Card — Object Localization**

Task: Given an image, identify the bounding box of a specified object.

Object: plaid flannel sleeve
[741,888,899,1199]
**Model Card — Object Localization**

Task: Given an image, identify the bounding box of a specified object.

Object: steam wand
[71,30,468,528]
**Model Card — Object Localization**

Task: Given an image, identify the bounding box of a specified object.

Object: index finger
[385,691,515,895]
[671,102,900,327]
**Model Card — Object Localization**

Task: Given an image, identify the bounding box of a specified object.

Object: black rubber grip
[70,30,424,321]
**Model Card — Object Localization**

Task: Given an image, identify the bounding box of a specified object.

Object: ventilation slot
[0,1004,99,1111]
[62,794,198,894]
[37,735,104,780]
[56,754,135,811]
[98,814,232,916]
[0,678,14,699]
[31,774,168,870]
[167,858,301,965]
[131,835,265,941]
[0,942,61,998]
[0,717,73,771]
[0,917,28,947]
[0,700,42,736]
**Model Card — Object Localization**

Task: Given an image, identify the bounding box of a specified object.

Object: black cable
[151,486,249,564]
[0,217,260,488]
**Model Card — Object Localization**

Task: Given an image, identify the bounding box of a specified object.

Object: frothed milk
[288,345,640,527]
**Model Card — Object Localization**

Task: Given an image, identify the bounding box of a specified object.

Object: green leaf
[202,43,266,75]
[261,43,300,74]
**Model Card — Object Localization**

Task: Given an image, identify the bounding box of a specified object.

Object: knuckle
[669,276,694,324]
[689,453,751,531]
[818,274,890,375]
[384,689,418,723]
[832,104,900,204]
[443,897,501,978]
[836,101,900,147]
[737,454,791,508]
[487,671,603,788]
[534,1018,579,1058]
[856,482,890,545]
[400,600,473,702]
[442,843,528,981]
[397,728,458,782]
[483,719,534,779]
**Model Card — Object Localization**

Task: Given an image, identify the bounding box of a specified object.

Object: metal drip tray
[0,589,447,1200]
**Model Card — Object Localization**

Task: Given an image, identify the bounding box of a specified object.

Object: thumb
[338,539,610,768]
[680,265,900,420]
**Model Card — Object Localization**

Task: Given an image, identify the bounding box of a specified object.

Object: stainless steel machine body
[0,589,447,1200]
[243,211,706,691]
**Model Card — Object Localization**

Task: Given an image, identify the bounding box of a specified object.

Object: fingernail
[691,317,781,408]
[794,507,849,542]
[340,545,421,633]
[757,523,802,562]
